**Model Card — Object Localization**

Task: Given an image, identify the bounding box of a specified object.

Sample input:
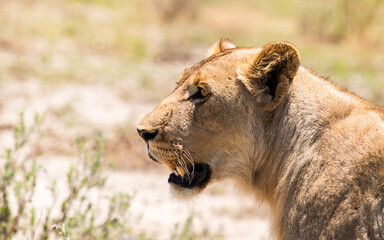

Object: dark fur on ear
[243,42,300,111]
[207,38,236,57]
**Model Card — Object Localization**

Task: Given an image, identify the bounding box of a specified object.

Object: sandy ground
[35,157,271,240]
[106,169,271,240]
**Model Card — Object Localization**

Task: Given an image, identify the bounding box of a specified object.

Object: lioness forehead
[177,47,261,86]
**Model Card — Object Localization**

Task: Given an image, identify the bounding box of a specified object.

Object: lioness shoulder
[138,39,384,239]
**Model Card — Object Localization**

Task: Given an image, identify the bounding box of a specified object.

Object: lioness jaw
[137,39,384,239]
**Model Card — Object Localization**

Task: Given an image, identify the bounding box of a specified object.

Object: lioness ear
[242,42,300,111]
[207,38,236,57]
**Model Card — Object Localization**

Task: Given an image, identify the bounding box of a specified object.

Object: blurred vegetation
[0,113,43,239]
[300,0,383,43]
[0,113,152,239]
[0,0,383,102]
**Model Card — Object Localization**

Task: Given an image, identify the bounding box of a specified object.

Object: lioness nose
[137,128,158,142]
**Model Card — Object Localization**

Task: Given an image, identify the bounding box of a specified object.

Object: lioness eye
[200,87,209,97]
[188,86,210,101]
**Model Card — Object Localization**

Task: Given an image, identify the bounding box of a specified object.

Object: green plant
[0,112,43,239]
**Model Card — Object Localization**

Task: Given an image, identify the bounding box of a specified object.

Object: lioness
[137,39,384,239]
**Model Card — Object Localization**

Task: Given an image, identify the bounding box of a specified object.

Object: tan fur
[137,40,384,239]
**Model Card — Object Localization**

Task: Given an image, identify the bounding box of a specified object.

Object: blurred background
[0,0,383,239]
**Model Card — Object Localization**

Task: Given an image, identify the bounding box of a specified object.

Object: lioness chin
[137,39,384,239]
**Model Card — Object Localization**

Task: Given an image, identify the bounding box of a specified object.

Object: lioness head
[137,39,300,199]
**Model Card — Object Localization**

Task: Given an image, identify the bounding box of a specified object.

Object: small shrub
[170,213,223,240]
[0,112,43,239]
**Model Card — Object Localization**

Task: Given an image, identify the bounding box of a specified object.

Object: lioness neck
[249,66,363,225]
[254,66,383,239]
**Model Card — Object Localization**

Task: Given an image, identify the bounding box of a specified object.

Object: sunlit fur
[138,39,384,239]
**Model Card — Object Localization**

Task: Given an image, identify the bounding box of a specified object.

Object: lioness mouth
[168,163,211,189]
[146,143,211,189]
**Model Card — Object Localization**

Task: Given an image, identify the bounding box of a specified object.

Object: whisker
[180,154,191,178]
[183,149,195,176]
[172,147,196,184]
[183,148,193,162]
[182,149,195,184]
[181,153,191,173]
[176,151,191,180]
[174,151,184,171]
[182,153,192,174]
[180,153,193,184]
[175,151,190,179]
[179,152,188,171]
